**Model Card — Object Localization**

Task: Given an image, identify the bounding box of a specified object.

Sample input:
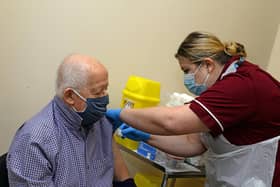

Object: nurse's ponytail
[175,31,247,65]
[223,41,247,58]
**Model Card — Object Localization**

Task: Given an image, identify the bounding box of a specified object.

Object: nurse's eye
[183,69,190,74]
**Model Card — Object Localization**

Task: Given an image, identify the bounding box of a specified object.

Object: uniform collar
[217,56,244,80]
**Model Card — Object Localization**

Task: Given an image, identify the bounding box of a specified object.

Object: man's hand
[106,109,123,131]
[119,124,150,141]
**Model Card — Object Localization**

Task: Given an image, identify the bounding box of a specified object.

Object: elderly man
[7,54,136,187]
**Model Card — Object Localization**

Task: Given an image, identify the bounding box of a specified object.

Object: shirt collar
[53,96,83,131]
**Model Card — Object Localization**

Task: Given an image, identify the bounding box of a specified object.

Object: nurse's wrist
[142,133,151,142]
[145,135,153,143]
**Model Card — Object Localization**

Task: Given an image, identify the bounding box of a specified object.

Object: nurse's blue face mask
[184,62,210,96]
[71,89,109,127]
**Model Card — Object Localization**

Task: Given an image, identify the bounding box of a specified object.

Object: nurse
[106,31,280,187]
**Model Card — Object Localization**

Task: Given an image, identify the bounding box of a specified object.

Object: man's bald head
[55,53,107,98]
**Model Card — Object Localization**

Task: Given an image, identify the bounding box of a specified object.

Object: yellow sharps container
[114,75,160,150]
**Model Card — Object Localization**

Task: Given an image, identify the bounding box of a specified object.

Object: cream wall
[0,0,280,155]
[267,24,280,80]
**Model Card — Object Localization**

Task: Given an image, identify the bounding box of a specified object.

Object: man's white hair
[55,54,90,98]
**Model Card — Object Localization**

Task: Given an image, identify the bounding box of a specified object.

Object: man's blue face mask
[184,63,209,96]
[71,89,109,127]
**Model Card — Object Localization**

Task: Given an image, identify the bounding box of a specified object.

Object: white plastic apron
[201,133,280,187]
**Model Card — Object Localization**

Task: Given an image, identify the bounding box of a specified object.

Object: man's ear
[204,57,216,73]
[63,88,75,105]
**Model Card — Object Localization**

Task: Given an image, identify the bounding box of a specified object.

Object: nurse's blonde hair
[175,31,247,64]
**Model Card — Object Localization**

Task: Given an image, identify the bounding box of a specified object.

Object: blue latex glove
[106,109,123,131]
[119,123,150,141]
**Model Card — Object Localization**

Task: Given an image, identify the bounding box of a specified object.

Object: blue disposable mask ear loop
[201,72,210,86]
[201,62,210,86]
[193,62,203,75]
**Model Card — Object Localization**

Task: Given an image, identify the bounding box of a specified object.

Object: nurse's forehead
[178,56,192,64]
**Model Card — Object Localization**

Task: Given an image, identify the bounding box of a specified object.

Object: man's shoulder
[14,101,58,145]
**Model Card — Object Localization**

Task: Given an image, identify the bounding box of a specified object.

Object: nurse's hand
[106,109,123,131]
[120,123,150,141]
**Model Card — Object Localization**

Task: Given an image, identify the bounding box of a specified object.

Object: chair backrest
[0,153,9,187]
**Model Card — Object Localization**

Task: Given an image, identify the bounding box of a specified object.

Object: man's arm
[112,139,130,181]
[112,140,137,187]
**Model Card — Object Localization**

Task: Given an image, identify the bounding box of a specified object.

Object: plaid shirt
[7,96,114,187]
